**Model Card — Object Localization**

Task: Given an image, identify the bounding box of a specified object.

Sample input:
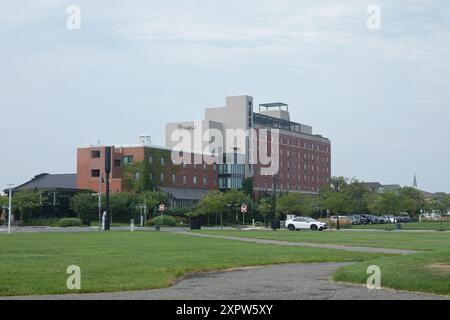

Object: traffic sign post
[159,203,166,226]
[241,204,247,227]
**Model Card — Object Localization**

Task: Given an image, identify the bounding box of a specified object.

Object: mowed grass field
[198,230,450,296]
[351,221,450,231]
[0,231,383,296]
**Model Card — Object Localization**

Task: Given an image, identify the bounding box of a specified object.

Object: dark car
[349,215,361,225]
[358,215,370,225]
[395,216,411,223]
[371,215,381,224]
[402,216,412,223]
[360,214,372,224]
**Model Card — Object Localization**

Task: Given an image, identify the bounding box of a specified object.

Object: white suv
[285,217,328,231]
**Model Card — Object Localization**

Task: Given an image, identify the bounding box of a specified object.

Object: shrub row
[145,215,177,227]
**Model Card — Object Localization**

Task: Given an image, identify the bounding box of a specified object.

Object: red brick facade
[77,145,219,193]
[253,130,331,193]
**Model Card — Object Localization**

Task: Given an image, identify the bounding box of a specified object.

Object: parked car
[394,216,411,223]
[349,215,361,225]
[361,214,376,224]
[378,216,387,224]
[402,216,412,223]
[385,215,396,223]
[357,214,370,225]
[285,217,328,231]
[373,215,381,224]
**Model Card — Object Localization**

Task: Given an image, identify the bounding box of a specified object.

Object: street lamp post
[333,183,340,231]
[7,184,13,234]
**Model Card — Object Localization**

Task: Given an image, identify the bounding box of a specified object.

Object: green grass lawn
[196,229,450,296]
[351,221,450,231]
[0,231,383,296]
[196,229,450,251]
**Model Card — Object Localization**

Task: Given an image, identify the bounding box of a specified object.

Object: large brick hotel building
[77,95,331,205]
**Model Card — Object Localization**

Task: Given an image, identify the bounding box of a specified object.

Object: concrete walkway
[173,231,417,255]
[2,263,446,300]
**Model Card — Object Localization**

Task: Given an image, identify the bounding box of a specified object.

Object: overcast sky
[1,0,449,193]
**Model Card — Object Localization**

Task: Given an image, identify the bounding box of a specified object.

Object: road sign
[241,204,247,214]
[159,204,166,212]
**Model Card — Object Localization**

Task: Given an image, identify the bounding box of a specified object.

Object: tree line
[2,177,449,224]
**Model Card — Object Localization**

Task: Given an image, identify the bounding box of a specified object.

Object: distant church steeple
[413,173,418,189]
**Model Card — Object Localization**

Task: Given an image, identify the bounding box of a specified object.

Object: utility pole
[104,146,111,231]
[272,175,277,222]
[98,174,102,230]
[7,184,14,234]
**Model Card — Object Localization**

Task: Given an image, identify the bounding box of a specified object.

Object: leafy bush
[59,218,83,227]
[146,215,176,227]
[326,219,351,229]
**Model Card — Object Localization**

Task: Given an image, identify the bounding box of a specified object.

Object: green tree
[189,190,249,224]
[109,192,139,222]
[398,187,425,217]
[222,190,250,223]
[242,177,254,198]
[70,193,97,221]
[257,197,272,226]
[345,179,370,213]
[330,176,348,192]
[12,190,41,222]
[189,191,225,225]
[276,193,313,219]
[318,189,352,215]
[368,191,402,216]
[137,190,169,217]
[0,195,7,223]
[123,161,152,192]
[430,193,450,215]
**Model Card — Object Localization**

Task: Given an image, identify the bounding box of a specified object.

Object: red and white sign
[159,204,166,212]
[241,204,248,214]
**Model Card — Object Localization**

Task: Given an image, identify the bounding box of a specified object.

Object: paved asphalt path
[2,263,447,300]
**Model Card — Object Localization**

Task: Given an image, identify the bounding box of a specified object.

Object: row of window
[255,164,329,175]
[256,174,329,183]
[256,181,322,193]
[280,149,330,162]
[279,138,330,153]
[148,173,217,186]
[116,154,219,171]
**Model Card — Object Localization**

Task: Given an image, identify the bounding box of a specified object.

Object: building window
[193,176,197,185]
[91,169,100,177]
[213,164,217,171]
[203,176,207,185]
[135,172,140,181]
[160,158,165,165]
[149,173,153,180]
[123,155,134,164]
[114,159,121,167]
[172,174,176,184]
[203,163,207,170]
[91,150,101,158]
[149,156,153,164]
[183,176,187,184]
[160,173,165,182]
